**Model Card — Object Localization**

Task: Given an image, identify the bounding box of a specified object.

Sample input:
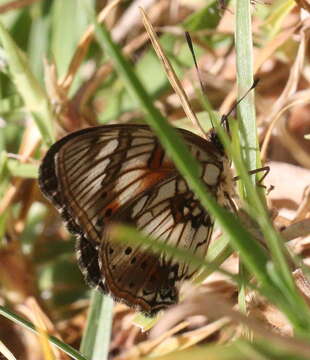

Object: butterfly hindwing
[99,175,214,313]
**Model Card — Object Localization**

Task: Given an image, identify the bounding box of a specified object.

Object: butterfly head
[208,128,225,155]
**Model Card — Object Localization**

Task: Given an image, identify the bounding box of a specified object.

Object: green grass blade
[235,0,257,174]
[91,295,113,360]
[6,158,38,178]
[28,3,50,80]
[51,0,89,77]
[80,291,102,357]
[108,224,240,283]
[80,291,113,360]
[0,21,54,145]
[0,305,87,360]
[195,233,232,283]
[235,0,258,324]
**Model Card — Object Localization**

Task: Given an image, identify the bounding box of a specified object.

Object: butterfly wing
[100,175,214,313]
[39,124,229,313]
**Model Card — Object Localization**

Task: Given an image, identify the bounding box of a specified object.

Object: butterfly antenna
[224,78,260,120]
[185,32,206,93]
[185,31,215,130]
[220,78,259,136]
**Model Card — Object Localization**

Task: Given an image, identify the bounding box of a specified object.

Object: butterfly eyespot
[105,208,113,217]
[125,247,132,255]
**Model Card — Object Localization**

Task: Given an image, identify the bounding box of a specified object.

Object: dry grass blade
[140,7,207,139]
[281,218,310,241]
[261,89,310,163]
[112,0,157,42]
[0,0,41,13]
[220,22,301,114]
[151,292,310,358]
[293,269,310,304]
[73,32,150,111]
[261,20,310,164]
[28,302,56,360]
[16,298,70,360]
[114,321,189,360]
[0,121,41,215]
[60,0,122,92]
[149,318,231,356]
[294,186,310,222]
[73,2,169,112]
[0,341,17,360]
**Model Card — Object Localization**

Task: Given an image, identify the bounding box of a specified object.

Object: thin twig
[140,7,207,139]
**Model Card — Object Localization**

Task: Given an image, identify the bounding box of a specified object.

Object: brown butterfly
[39,124,234,315]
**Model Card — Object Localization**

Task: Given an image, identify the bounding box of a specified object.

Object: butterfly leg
[233,166,273,192]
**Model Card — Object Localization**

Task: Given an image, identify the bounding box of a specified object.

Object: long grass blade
[0,305,87,360]
[0,22,54,145]
[80,291,113,360]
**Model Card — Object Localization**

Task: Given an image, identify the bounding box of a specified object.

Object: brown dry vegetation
[0,0,310,359]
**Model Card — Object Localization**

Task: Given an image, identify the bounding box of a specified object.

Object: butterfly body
[39,124,234,314]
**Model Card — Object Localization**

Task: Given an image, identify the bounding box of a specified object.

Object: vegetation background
[0,0,310,359]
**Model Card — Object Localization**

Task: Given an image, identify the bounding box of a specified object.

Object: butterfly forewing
[39,124,232,314]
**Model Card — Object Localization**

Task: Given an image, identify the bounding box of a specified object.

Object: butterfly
[39,124,235,315]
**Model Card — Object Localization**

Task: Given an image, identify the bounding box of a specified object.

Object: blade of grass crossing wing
[195,233,232,283]
[110,224,310,336]
[108,224,240,284]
